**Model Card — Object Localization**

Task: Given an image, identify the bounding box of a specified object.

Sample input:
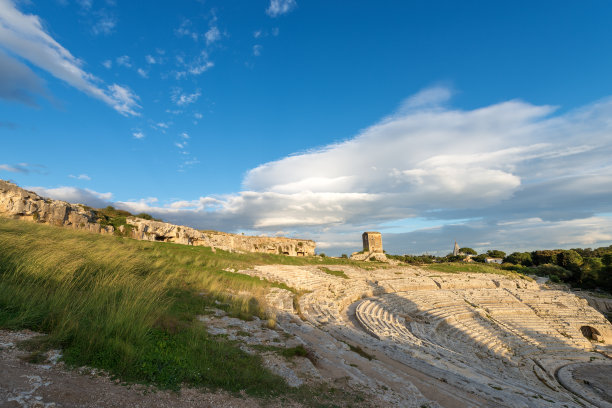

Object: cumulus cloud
[0,0,140,115]
[113,87,612,254]
[266,0,297,17]
[25,86,612,254]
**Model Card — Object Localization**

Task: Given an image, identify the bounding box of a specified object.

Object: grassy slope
[425,262,533,280]
[0,217,371,397]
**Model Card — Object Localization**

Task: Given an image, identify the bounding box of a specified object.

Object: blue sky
[2,0,612,255]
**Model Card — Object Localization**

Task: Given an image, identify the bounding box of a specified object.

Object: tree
[486,250,506,259]
[474,254,488,263]
[531,250,560,266]
[504,252,533,266]
[459,247,477,255]
[555,250,583,275]
[603,253,612,269]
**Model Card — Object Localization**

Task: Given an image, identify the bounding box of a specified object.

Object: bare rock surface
[234,264,612,407]
[0,179,315,256]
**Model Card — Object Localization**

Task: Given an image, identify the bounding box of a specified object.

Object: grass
[0,217,366,400]
[425,262,533,280]
[348,344,374,361]
[319,267,349,279]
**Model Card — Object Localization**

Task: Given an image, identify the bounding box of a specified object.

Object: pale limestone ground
[234,264,612,408]
[3,264,612,408]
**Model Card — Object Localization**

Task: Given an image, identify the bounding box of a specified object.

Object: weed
[319,267,349,279]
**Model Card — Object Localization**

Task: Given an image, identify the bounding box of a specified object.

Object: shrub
[504,252,533,266]
[459,247,477,255]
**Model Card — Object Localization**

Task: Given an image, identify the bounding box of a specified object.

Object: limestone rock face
[126,217,316,256]
[0,179,315,256]
[0,179,114,234]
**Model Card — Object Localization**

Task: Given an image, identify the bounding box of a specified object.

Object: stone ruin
[350,231,388,261]
[0,179,315,257]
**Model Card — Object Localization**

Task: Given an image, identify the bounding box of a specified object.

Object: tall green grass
[0,218,348,393]
[426,262,533,280]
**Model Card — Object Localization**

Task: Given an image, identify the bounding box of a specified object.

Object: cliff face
[126,217,315,256]
[0,180,114,234]
[0,179,315,256]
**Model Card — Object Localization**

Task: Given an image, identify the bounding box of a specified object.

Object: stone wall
[0,179,316,256]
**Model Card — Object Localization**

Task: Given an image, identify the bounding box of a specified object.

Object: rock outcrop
[0,179,114,234]
[0,179,315,256]
[126,217,316,256]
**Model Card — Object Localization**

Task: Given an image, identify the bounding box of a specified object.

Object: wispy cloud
[102,59,112,69]
[91,11,116,36]
[205,26,220,45]
[0,1,140,115]
[0,163,45,174]
[253,44,262,56]
[69,173,91,181]
[132,131,144,139]
[266,0,297,17]
[171,88,201,106]
[116,55,131,68]
[137,67,148,78]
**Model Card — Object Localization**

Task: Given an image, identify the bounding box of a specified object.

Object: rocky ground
[2,264,612,408]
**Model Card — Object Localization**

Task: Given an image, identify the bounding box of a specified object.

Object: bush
[504,252,533,266]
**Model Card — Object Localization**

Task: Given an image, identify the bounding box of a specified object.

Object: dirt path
[0,330,302,408]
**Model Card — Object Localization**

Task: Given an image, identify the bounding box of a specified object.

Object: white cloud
[171,88,201,106]
[102,59,112,69]
[145,54,159,64]
[137,67,148,78]
[29,185,112,209]
[116,55,131,68]
[69,174,91,181]
[114,87,612,254]
[92,13,116,36]
[0,163,28,173]
[253,30,262,38]
[205,26,220,45]
[253,44,262,56]
[266,0,297,17]
[181,132,189,139]
[0,162,45,174]
[132,131,144,139]
[0,1,140,115]
[194,113,202,119]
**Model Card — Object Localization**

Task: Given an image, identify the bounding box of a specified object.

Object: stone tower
[453,241,460,256]
[362,232,383,253]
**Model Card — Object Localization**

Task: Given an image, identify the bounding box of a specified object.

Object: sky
[1,0,612,256]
